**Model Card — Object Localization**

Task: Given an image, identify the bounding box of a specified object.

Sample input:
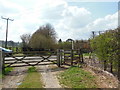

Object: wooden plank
[64,58,71,60]
[4,57,43,61]
[5,59,57,64]
[5,63,55,68]
[5,55,57,61]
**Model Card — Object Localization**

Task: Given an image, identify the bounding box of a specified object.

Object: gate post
[57,49,60,67]
[0,49,2,84]
[60,50,63,65]
[0,50,5,75]
[71,49,73,66]
[63,50,65,65]
[80,49,84,63]
[2,52,5,75]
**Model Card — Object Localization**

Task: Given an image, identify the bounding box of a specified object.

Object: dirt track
[37,64,63,88]
[2,67,28,88]
[1,63,63,89]
[1,62,119,89]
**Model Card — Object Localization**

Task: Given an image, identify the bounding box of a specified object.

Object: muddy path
[37,64,65,88]
[1,63,65,89]
[2,67,28,88]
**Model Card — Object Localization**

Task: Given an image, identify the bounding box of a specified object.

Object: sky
[0,0,119,42]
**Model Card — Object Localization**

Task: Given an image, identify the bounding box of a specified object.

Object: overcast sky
[0,0,119,42]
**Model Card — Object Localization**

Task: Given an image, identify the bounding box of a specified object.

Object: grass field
[18,67,43,88]
[58,67,97,88]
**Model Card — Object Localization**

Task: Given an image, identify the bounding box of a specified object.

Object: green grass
[59,67,97,88]
[18,66,43,88]
[0,66,13,78]
[4,67,13,75]
[83,53,89,56]
[0,73,2,78]
[13,53,24,57]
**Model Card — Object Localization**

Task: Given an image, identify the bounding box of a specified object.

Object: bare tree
[20,34,31,48]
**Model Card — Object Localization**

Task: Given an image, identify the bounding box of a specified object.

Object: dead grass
[83,65,119,88]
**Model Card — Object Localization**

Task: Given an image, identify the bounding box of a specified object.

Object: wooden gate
[1,49,84,73]
[57,49,84,66]
[2,51,59,71]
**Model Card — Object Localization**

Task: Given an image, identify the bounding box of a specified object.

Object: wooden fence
[2,49,119,81]
[57,49,84,67]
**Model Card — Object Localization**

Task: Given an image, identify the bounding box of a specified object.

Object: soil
[37,64,64,88]
[1,67,28,88]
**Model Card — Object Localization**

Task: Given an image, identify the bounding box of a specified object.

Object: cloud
[61,6,92,28]
[66,0,119,2]
[56,11,118,40]
[0,0,118,42]
[86,12,118,31]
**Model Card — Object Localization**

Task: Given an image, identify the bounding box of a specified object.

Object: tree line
[90,27,120,79]
[20,23,90,52]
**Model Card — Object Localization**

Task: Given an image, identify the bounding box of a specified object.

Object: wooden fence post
[63,50,65,65]
[57,49,60,67]
[0,49,2,85]
[0,50,2,75]
[78,50,81,65]
[71,49,73,66]
[60,50,63,65]
[80,49,84,63]
[0,50,5,75]
[2,52,5,75]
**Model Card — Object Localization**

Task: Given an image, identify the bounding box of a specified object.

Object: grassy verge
[83,53,89,57]
[0,66,13,78]
[58,67,97,88]
[18,67,43,88]
[4,67,13,75]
